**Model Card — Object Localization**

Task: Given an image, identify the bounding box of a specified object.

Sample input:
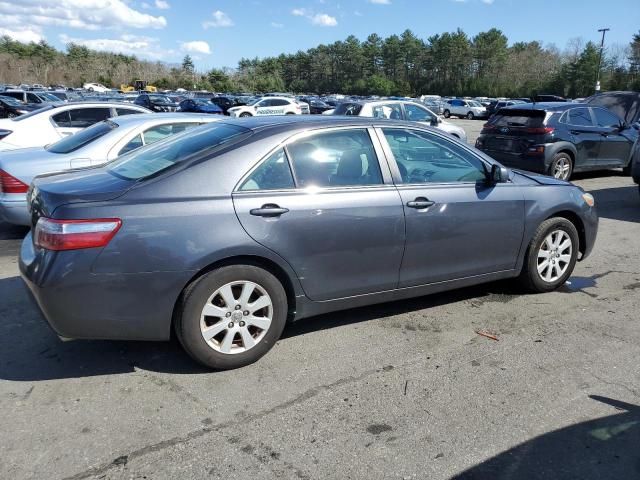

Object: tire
[443,109,450,118]
[548,152,573,181]
[7,112,16,118]
[519,218,579,293]
[88,87,94,92]
[239,112,252,117]
[176,265,288,370]
[466,111,475,120]
[285,112,295,115]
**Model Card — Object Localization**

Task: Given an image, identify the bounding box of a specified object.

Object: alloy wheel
[200,281,272,354]
[553,158,571,180]
[537,230,572,283]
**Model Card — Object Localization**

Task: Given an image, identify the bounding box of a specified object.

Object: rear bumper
[0,196,29,226]
[19,232,194,341]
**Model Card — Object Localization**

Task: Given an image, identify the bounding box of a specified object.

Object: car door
[377,126,525,287]
[564,107,601,169]
[233,127,405,301]
[592,107,633,167]
[255,99,276,116]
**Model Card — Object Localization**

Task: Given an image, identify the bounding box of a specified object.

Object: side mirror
[430,117,440,127]
[489,163,509,184]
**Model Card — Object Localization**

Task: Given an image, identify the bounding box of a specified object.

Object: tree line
[1,29,639,98]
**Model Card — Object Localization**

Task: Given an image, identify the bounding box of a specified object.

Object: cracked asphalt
[1,119,639,479]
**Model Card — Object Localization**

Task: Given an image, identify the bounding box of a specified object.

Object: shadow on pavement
[0,274,528,381]
[588,185,640,223]
[452,395,640,480]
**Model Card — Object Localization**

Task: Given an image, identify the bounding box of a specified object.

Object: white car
[228,97,302,117]
[0,102,150,151]
[0,113,221,226]
[83,82,111,93]
[443,99,488,120]
[330,100,467,142]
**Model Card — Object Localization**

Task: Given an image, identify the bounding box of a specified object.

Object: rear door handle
[250,204,289,217]
[406,197,435,209]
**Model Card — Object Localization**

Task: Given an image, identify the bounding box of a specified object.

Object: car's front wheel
[176,265,288,370]
[519,218,579,293]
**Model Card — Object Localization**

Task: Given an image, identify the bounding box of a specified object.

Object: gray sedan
[20,116,598,370]
[0,113,221,225]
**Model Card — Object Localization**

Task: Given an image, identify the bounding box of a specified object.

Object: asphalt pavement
[1,118,639,479]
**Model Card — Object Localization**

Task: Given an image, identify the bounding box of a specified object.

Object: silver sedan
[0,113,222,225]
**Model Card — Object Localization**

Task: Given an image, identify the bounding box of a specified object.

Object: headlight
[582,193,595,207]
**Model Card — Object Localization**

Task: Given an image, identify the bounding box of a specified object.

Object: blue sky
[0,0,638,70]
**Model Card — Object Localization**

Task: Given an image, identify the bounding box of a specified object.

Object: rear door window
[372,103,402,120]
[68,108,111,128]
[52,110,72,127]
[286,129,383,188]
[593,108,621,128]
[568,108,593,127]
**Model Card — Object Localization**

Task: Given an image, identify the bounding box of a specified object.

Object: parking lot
[1,117,640,479]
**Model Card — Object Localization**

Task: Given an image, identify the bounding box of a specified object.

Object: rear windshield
[46,120,117,154]
[107,123,250,180]
[489,110,545,128]
[333,103,363,116]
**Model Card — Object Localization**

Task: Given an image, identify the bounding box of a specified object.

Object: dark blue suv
[476,103,639,180]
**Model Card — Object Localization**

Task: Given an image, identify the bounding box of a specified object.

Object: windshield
[193,99,209,106]
[333,103,363,116]
[0,95,23,107]
[469,101,483,108]
[150,95,172,103]
[247,98,262,106]
[11,104,55,121]
[108,123,251,180]
[36,92,60,102]
[46,120,118,154]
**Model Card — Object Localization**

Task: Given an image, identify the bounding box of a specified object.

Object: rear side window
[116,108,142,116]
[568,108,593,127]
[108,123,250,180]
[68,108,111,128]
[46,121,117,154]
[593,108,621,128]
[239,148,295,191]
[286,129,383,188]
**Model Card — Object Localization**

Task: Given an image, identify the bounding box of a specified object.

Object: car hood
[511,169,571,186]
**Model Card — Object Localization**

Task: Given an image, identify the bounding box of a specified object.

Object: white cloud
[481,0,495,3]
[0,0,166,31]
[354,10,363,16]
[0,26,43,43]
[368,0,391,4]
[180,40,211,55]
[291,8,337,27]
[202,10,234,28]
[311,13,337,26]
[155,0,170,9]
[270,22,284,28]
[59,33,174,60]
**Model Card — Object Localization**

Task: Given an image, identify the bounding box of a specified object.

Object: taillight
[525,127,554,134]
[34,217,122,251]
[0,129,12,141]
[0,169,29,193]
[481,123,495,131]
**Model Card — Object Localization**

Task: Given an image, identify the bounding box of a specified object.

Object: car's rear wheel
[549,152,573,181]
[443,109,450,118]
[286,112,295,115]
[239,112,252,117]
[519,218,579,293]
[176,265,288,370]
[466,111,475,120]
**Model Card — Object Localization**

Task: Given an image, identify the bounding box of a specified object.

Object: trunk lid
[28,168,134,226]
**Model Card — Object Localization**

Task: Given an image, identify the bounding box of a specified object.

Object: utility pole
[595,27,610,93]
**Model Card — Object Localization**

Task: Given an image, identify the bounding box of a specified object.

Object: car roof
[502,102,588,112]
[111,112,211,126]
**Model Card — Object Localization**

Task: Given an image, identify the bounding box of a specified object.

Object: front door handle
[250,204,289,217]
[406,197,435,209]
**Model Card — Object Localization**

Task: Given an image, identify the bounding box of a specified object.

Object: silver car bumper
[0,196,30,226]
